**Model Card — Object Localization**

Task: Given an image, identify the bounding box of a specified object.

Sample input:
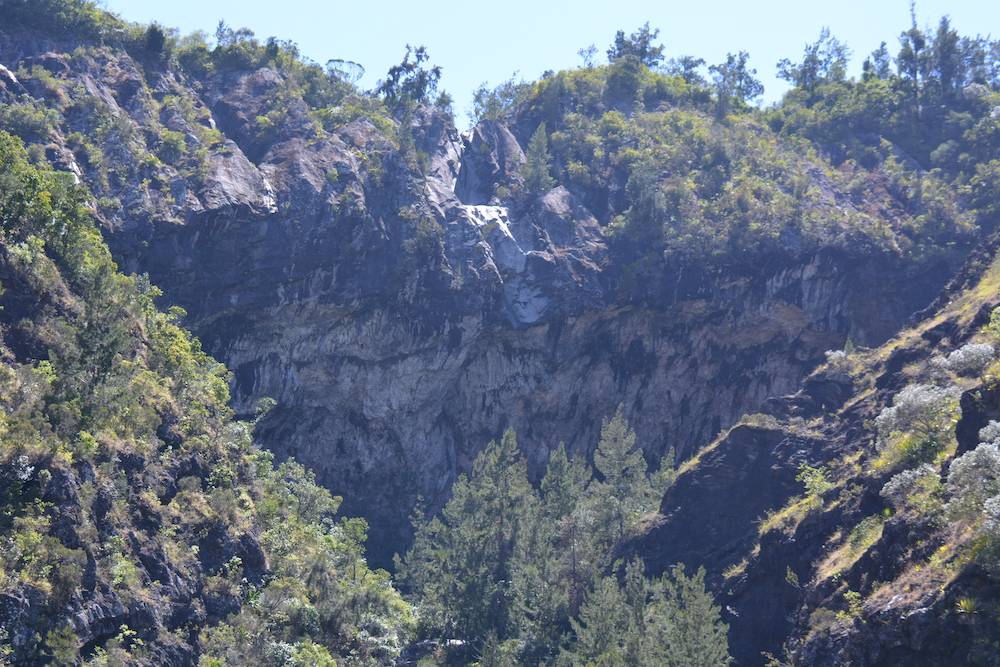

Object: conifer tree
[541,443,591,521]
[592,406,658,543]
[522,123,555,195]
[563,576,629,664]
[650,565,732,667]
[561,561,731,667]
[511,444,592,662]
[398,429,534,648]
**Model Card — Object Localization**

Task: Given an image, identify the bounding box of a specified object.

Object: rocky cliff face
[0,30,964,565]
[628,234,1000,665]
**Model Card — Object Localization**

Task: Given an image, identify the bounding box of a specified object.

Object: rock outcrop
[628,233,1000,665]
[0,32,964,565]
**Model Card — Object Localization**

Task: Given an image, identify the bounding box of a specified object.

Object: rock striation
[0,32,963,565]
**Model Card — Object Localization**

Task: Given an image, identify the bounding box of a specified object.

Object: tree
[592,406,659,544]
[510,445,593,662]
[214,20,254,49]
[470,74,532,124]
[896,4,929,112]
[862,42,893,80]
[522,123,555,196]
[563,574,629,665]
[144,23,167,55]
[562,560,731,666]
[578,44,598,68]
[377,45,442,111]
[398,430,535,649]
[709,51,763,118]
[474,631,520,667]
[777,27,850,97]
[666,56,707,85]
[540,444,591,521]
[509,496,567,664]
[607,22,665,67]
[648,565,732,667]
[325,58,365,84]
[930,17,962,102]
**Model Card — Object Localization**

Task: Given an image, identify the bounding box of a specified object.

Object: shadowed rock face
[623,233,1000,665]
[0,37,958,566]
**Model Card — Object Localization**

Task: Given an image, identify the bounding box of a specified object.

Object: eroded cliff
[0,26,969,565]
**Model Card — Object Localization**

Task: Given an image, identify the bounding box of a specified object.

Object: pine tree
[399,429,535,649]
[522,123,555,195]
[563,576,629,665]
[511,445,593,662]
[647,565,732,667]
[561,561,731,667]
[541,443,591,521]
[542,445,602,616]
[509,499,565,663]
[474,631,520,667]
[592,406,657,544]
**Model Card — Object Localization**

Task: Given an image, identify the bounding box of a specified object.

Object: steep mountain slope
[0,7,977,565]
[0,131,410,665]
[2,4,1000,664]
[630,236,1000,665]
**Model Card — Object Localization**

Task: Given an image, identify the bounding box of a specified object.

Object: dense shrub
[946,442,1000,521]
[874,384,960,468]
[880,464,942,518]
[932,343,996,375]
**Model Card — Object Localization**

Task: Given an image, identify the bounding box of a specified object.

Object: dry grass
[815,515,884,581]
[723,558,749,580]
[758,494,822,537]
[676,427,733,477]
[865,524,976,612]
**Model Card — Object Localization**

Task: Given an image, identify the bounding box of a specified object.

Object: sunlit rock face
[0,37,955,565]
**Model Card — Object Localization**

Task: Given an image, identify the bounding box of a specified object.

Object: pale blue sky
[102,0,997,123]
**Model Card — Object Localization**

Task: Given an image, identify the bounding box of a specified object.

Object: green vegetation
[798,299,1000,642]
[768,17,999,185]
[874,383,960,469]
[764,18,999,262]
[396,410,710,665]
[0,131,410,663]
[376,45,443,111]
[522,122,555,195]
[3,2,1000,662]
[2,0,131,42]
[0,97,61,143]
[709,51,764,117]
[507,57,957,284]
[606,23,665,68]
[562,560,729,666]
[470,75,533,124]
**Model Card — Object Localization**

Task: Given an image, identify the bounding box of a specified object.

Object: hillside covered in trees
[0,1,999,664]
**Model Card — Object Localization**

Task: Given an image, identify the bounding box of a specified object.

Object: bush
[880,464,942,517]
[981,420,1000,445]
[797,464,834,498]
[946,442,1000,521]
[0,99,61,143]
[985,496,1000,535]
[931,343,996,375]
[874,384,959,467]
[157,129,186,164]
[470,75,532,124]
[824,349,851,371]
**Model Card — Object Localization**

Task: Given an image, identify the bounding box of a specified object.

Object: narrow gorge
[1,3,998,665]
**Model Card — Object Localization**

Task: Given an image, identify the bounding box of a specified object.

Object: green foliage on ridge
[0,131,412,664]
